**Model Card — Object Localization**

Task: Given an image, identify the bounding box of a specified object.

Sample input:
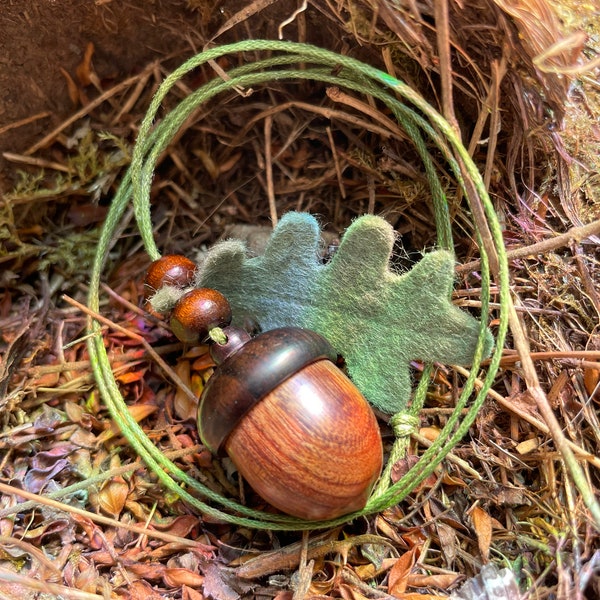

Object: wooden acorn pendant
[199,327,383,521]
[143,263,383,521]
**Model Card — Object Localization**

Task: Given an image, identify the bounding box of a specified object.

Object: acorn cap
[198,327,336,454]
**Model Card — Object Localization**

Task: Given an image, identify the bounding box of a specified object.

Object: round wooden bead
[170,288,232,344]
[144,255,196,294]
[198,327,383,521]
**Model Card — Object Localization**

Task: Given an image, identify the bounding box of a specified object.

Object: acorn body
[199,327,382,521]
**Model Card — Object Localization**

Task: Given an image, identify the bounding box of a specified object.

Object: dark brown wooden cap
[198,327,336,453]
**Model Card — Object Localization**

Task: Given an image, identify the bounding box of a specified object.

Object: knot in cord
[389,412,419,439]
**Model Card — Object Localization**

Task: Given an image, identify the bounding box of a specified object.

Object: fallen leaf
[76,41,97,87]
[182,586,205,600]
[96,478,129,518]
[150,515,201,538]
[59,67,79,105]
[191,353,215,371]
[584,365,599,397]
[163,567,204,588]
[203,562,255,599]
[419,426,441,442]
[32,406,64,432]
[408,572,461,589]
[515,437,539,454]
[338,582,371,599]
[354,557,398,581]
[97,403,158,444]
[400,528,428,549]
[72,560,100,593]
[191,372,206,399]
[388,546,419,596]
[127,580,165,600]
[468,505,492,562]
[116,368,148,384]
[31,443,77,468]
[71,514,105,550]
[429,497,468,532]
[391,454,437,490]
[24,459,70,493]
[34,370,61,387]
[174,360,197,420]
[21,519,72,543]
[125,561,165,582]
[505,390,540,419]
[84,550,118,566]
[469,481,529,507]
[435,521,458,566]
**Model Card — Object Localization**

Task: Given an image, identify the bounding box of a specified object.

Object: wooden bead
[198,327,382,521]
[144,255,196,294]
[171,288,232,344]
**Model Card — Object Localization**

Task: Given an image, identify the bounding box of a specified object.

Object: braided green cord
[366,241,497,511]
[92,42,496,524]
[131,67,450,244]
[130,47,455,251]
[125,65,464,510]
[88,40,508,529]
[370,367,431,501]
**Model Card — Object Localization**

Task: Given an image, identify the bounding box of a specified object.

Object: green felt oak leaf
[193,212,493,413]
[198,212,321,331]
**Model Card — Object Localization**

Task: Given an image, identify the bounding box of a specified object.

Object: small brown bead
[171,288,232,344]
[144,255,196,294]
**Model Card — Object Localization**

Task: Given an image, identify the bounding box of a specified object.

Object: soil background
[0,0,205,190]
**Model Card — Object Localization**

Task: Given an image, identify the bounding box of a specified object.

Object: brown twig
[482,59,507,190]
[61,294,198,407]
[569,239,600,317]
[0,111,51,136]
[326,87,410,142]
[236,533,395,579]
[326,125,345,222]
[264,115,278,226]
[456,218,600,274]
[495,350,600,365]
[0,482,210,549]
[453,365,600,470]
[434,0,459,135]
[2,151,74,173]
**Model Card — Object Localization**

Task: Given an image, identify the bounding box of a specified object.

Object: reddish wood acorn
[171,288,232,343]
[199,327,383,521]
[144,254,196,295]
